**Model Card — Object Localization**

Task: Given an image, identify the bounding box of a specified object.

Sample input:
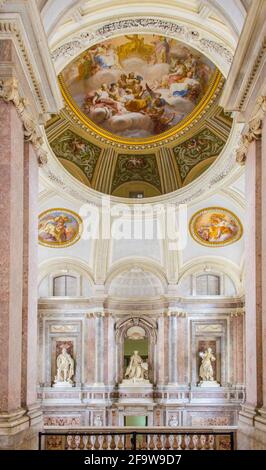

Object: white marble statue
[94,415,103,427]
[198,347,220,387]
[124,350,149,383]
[54,347,74,386]
[168,415,179,427]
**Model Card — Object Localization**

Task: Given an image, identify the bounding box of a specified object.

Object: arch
[41,1,246,50]
[38,256,95,297]
[115,316,157,384]
[178,256,242,296]
[105,257,167,295]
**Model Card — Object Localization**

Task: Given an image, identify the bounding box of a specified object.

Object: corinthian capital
[0,77,48,166]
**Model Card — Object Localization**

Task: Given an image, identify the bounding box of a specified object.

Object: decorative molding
[52,18,233,68]
[50,325,78,333]
[167,310,187,318]
[236,96,266,165]
[87,311,105,319]
[230,308,245,317]
[0,77,48,165]
[0,19,47,113]
[195,324,223,333]
[237,39,266,112]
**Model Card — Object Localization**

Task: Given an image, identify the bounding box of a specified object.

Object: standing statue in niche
[54,347,74,386]
[198,347,220,387]
[124,350,149,383]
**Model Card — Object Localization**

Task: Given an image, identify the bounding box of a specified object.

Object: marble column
[0,101,25,424]
[0,99,42,448]
[94,313,105,385]
[21,142,42,425]
[168,312,178,384]
[238,112,266,448]
[0,79,43,448]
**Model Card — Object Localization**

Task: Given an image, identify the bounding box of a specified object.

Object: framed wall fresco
[38,208,83,248]
[60,33,220,144]
[189,207,243,247]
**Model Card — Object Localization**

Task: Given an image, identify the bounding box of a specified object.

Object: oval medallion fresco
[38,209,83,248]
[60,34,219,144]
[189,207,243,247]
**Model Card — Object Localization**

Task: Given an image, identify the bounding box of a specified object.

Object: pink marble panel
[0,101,24,411]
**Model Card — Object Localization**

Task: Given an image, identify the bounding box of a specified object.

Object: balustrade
[39,428,235,450]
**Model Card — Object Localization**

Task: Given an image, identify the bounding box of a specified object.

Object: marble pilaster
[168,313,178,384]
[0,100,24,414]
[238,111,266,448]
[156,314,165,384]
[94,313,105,385]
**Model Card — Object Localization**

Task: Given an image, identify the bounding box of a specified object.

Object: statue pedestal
[198,380,220,387]
[118,380,153,404]
[53,381,74,388]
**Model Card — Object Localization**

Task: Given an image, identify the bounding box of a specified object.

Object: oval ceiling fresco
[38,209,83,248]
[189,207,243,247]
[60,34,220,145]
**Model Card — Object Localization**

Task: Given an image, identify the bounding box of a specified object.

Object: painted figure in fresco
[198,213,237,242]
[39,215,70,243]
[55,348,74,383]
[125,351,148,380]
[199,348,216,382]
[63,34,215,138]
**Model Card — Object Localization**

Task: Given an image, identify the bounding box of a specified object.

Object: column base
[0,404,43,449]
[237,404,266,449]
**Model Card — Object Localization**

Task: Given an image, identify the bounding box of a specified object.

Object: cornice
[0,8,62,114]
[0,17,46,113]
[0,77,47,165]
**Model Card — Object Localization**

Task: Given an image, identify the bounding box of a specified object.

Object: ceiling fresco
[46,34,233,198]
[60,34,219,144]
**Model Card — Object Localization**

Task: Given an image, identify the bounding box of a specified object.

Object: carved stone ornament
[236,95,266,165]
[0,77,48,166]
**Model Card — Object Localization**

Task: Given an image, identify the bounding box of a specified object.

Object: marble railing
[39,427,236,450]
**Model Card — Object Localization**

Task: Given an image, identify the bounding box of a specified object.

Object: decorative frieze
[0,77,48,165]
[52,18,233,67]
